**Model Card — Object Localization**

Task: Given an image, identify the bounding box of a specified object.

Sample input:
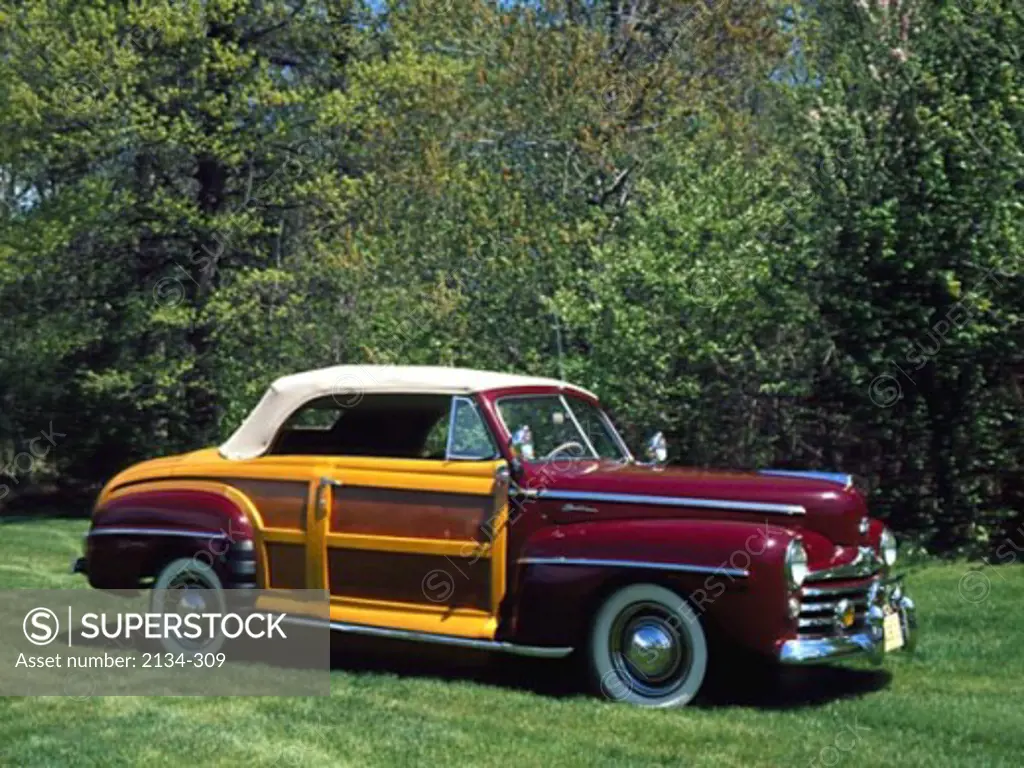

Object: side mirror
[645,431,668,465]
[509,425,535,462]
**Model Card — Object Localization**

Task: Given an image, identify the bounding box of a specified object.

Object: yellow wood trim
[329,597,496,639]
[324,469,493,496]
[254,590,329,620]
[330,594,492,616]
[240,454,496,472]
[489,499,509,615]
[317,456,500,478]
[324,532,488,558]
[241,593,496,640]
[261,529,306,545]
[103,454,507,500]
[304,478,323,589]
[103,461,317,495]
[253,593,495,640]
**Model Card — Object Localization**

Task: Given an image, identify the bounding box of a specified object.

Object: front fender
[505,518,798,655]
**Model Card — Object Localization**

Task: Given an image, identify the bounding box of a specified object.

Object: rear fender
[87,480,258,590]
[507,518,799,655]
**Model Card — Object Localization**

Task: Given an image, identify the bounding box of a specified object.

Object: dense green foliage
[0,1,1020,554]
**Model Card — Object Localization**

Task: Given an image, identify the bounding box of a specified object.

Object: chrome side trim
[283,617,574,658]
[519,556,749,578]
[536,489,805,516]
[759,469,854,490]
[87,527,228,539]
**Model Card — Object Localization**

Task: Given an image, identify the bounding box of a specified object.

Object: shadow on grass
[64,629,889,707]
[326,635,892,710]
[701,659,891,709]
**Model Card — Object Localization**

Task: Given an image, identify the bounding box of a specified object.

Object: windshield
[496,394,628,461]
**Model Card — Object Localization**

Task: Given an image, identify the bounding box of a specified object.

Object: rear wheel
[587,583,707,707]
[150,557,227,655]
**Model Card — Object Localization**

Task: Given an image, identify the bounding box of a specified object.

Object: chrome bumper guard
[778,576,917,665]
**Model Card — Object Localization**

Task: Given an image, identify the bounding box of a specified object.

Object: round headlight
[785,539,809,589]
[880,527,897,566]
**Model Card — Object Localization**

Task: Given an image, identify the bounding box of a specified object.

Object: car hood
[523,461,869,547]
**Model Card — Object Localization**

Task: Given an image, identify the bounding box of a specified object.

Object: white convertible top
[218,364,596,460]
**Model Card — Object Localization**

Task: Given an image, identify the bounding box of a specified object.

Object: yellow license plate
[883,611,904,652]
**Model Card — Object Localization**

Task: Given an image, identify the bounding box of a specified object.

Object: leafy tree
[1,0,1019,557]
[797,0,1023,550]
[0,0,369,478]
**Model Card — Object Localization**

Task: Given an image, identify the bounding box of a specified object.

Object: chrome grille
[796,581,874,637]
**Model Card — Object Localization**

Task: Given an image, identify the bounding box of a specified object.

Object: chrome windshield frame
[493,392,633,463]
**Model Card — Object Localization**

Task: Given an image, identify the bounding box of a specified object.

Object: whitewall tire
[150,557,228,655]
[587,583,708,708]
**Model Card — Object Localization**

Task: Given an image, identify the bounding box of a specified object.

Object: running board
[285,616,574,659]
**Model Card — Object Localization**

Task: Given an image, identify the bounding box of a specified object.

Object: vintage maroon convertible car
[75,365,916,706]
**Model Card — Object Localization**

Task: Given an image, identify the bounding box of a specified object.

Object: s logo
[23,607,60,646]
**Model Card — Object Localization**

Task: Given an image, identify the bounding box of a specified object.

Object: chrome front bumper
[778,577,917,665]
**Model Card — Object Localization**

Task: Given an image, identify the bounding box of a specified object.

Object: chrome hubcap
[624,621,679,682]
[610,602,691,696]
[152,571,220,651]
[176,590,207,614]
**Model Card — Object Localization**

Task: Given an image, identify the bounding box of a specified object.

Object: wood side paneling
[327,549,491,611]
[228,478,308,530]
[330,486,492,540]
[265,542,306,589]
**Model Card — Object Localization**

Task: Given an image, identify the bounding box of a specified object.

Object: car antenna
[553,312,566,380]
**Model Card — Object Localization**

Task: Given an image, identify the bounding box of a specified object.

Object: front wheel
[587,583,708,707]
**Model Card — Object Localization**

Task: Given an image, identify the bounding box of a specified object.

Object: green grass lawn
[1,517,1022,767]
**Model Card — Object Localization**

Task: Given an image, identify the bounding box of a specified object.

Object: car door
[311,395,511,640]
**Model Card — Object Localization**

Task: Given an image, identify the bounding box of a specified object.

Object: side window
[285,403,343,430]
[270,394,452,458]
[421,405,451,459]
[446,397,497,460]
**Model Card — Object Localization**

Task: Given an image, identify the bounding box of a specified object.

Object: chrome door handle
[315,476,342,520]
[561,503,598,514]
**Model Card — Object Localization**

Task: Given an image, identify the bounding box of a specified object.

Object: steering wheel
[544,441,586,460]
